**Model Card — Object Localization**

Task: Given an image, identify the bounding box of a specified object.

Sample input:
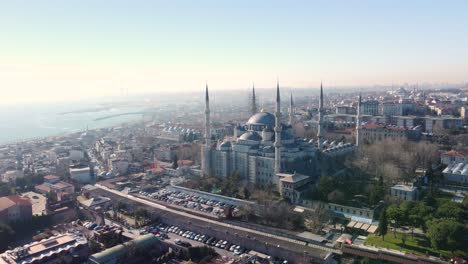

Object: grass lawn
[365,232,467,259]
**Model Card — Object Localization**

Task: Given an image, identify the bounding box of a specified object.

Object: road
[95,183,341,255]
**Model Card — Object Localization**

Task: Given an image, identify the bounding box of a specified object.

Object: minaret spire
[356,93,362,147]
[274,79,282,174]
[251,83,257,115]
[317,82,324,151]
[289,92,294,125]
[205,82,211,146]
[201,82,212,177]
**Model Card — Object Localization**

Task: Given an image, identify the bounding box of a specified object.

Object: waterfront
[0,101,147,145]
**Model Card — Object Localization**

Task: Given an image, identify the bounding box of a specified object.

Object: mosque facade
[201,82,359,187]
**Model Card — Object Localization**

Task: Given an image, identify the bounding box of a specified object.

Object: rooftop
[0,195,32,211]
[277,172,310,183]
[391,184,417,192]
[442,150,468,157]
[0,233,87,264]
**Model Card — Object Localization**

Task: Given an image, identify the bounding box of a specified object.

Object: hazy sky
[1,0,467,103]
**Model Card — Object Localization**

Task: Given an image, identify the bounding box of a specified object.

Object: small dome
[263,146,275,152]
[239,131,262,141]
[246,112,276,126]
[219,141,232,148]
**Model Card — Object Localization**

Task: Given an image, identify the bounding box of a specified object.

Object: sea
[0,100,147,145]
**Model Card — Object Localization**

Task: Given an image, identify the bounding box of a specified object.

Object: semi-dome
[246,112,275,126]
[239,131,262,141]
[219,141,232,148]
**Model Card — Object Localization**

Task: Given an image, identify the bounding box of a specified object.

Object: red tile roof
[35,184,52,193]
[44,175,60,180]
[0,195,32,211]
[442,150,468,157]
[178,160,193,166]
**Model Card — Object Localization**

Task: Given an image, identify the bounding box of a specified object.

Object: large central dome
[246,112,275,126]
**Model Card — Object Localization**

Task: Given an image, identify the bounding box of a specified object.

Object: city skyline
[1,0,468,103]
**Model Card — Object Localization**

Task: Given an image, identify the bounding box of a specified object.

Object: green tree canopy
[427,219,464,251]
[0,223,15,251]
[378,208,388,240]
[436,201,464,222]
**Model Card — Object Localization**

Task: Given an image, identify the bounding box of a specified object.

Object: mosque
[201,82,360,188]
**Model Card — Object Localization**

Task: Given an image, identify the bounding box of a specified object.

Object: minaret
[288,93,294,126]
[356,93,362,147]
[205,83,211,146]
[201,83,211,177]
[317,82,324,151]
[274,80,282,174]
[251,83,257,115]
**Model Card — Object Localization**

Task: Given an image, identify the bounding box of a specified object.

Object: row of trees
[353,139,439,184]
[378,194,466,252]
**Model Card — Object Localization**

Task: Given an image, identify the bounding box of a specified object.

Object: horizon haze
[1,0,468,104]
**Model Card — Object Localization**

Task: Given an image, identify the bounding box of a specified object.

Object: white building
[1,170,24,184]
[443,162,468,184]
[277,172,311,204]
[69,165,92,184]
[390,184,418,201]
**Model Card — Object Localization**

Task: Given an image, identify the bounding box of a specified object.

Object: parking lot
[138,189,240,218]
[142,222,291,263]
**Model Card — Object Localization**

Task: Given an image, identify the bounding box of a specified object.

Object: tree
[172,154,178,169]
[0,223,15,251]
[135,208,149,227]
[0,182,11,196]
[436,201,464,222]
[378,208,388,241]
[316,176,336,201]
[427,219,463,252]
[243,187,251,200]
[304,203,330,233]
[386,205,404,237]
[46,191,57,203]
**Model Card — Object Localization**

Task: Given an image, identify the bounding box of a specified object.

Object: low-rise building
[43,175,61,184]
[424,116,463,133]
[441,150,468,165]
[277,172,311,204]
[390,184,418,201]
[0,233,88,264]
[326,203,376,223]
[88,234,161,264]
[109,159,129,175]
[443,162,468,184]
[357,123,411,143]
[35,181,74,195]
[79,196,111,210]
[21,192,47,216]
[360,100,379,116]
[1,170,24,184]
[70,165,93,184]
[0,195,32,223]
